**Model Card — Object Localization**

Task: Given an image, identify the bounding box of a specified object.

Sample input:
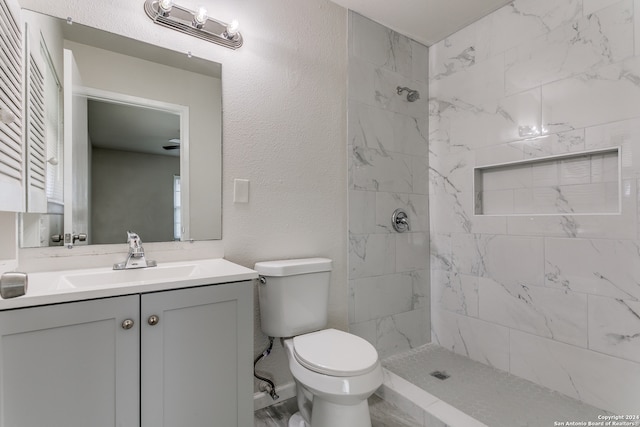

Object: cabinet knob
[148,315,160,326]
[122,319,135,330]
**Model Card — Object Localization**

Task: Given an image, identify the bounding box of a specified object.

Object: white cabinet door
[0,295,140,427]
[141,281,253,427]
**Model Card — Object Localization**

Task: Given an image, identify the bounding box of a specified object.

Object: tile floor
[254,394,421,427]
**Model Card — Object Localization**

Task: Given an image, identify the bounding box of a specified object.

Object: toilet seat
[293,329,378,377]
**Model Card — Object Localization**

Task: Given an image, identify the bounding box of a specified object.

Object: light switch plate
[233,179,249,203]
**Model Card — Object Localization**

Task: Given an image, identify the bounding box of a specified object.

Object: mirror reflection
[88,99,181,244]
[19,9,222,248]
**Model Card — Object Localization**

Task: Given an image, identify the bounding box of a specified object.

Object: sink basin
[10,258,258,310]
[61,264,199,288]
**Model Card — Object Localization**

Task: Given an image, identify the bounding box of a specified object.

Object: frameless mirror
[18,9,222,248]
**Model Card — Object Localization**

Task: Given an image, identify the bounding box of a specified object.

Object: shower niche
[474,147,621,216]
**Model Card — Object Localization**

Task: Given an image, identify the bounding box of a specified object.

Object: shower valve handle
[392,209,410,233]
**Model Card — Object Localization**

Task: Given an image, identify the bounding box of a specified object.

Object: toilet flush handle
[258,276,267,284]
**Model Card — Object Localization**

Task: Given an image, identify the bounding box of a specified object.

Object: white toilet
[255,258,383,427]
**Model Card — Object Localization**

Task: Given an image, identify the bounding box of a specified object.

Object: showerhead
[407,89,420,102]
[397,86,420,102]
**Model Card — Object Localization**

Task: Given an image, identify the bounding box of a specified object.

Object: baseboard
[253,381,297,411]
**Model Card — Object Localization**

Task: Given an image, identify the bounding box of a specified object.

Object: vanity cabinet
[0,295,140,426]
[141,281,253,427]
[0,281,253,427]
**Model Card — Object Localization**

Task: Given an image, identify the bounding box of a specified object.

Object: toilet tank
[255,258,332,338]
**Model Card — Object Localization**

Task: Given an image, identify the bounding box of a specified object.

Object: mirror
[88,99,181,244]
[18,9,222,248]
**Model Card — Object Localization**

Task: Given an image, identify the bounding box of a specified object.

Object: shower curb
[376,368,487,427]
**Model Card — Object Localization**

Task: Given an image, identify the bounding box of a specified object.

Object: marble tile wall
[429,0,640,414]
[348,12,430,358]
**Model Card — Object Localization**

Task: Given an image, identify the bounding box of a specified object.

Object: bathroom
[0,0,639,426]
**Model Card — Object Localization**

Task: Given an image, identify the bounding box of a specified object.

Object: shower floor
[382,344,610,427]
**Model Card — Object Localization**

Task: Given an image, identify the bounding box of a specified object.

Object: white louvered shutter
[43,42,63,207]
[26,51,47,212]
[0,0,23,212]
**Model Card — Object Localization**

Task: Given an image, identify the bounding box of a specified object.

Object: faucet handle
[392,209,411,233]
[126,231,144,254]
[114,231,156,270]
[73,233,87,243]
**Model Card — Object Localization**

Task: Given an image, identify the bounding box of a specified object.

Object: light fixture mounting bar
[144,0,243,50]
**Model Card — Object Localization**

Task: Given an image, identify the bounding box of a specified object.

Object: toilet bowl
[283,329,383,427]
[254,258,382,427]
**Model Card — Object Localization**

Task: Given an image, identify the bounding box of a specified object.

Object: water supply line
[254,336,279,400]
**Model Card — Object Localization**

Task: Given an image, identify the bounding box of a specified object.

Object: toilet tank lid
[254,258,332,276]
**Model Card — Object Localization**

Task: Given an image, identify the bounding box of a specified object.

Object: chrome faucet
[113,231,157,270]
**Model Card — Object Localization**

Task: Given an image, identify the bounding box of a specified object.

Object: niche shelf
[473,147,620,216]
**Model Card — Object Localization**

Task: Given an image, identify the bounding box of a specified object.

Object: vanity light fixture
[518,125,549,140]
[144,0,243,49]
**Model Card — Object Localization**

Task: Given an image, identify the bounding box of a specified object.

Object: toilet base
[310,398,372,427]
[288,412,308,427]
[287,399,372,427]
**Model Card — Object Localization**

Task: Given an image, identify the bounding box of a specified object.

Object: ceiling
[330,0,513,46]
[88,100,181,157]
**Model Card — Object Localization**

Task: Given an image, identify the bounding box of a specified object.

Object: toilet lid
[293,329,378,377]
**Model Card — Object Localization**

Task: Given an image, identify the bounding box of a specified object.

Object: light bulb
[193,6,207,28]
[227,19,239,39]
[158,0,172,15]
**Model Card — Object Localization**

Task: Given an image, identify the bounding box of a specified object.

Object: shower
[396,86,420,102]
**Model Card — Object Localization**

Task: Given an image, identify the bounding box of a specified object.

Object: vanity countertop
[0,258,258,310]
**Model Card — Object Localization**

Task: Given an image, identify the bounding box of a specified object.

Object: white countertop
[0,258,258,310]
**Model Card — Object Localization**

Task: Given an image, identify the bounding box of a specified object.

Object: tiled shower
[348,0,640,416]
[348,12,431,359]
